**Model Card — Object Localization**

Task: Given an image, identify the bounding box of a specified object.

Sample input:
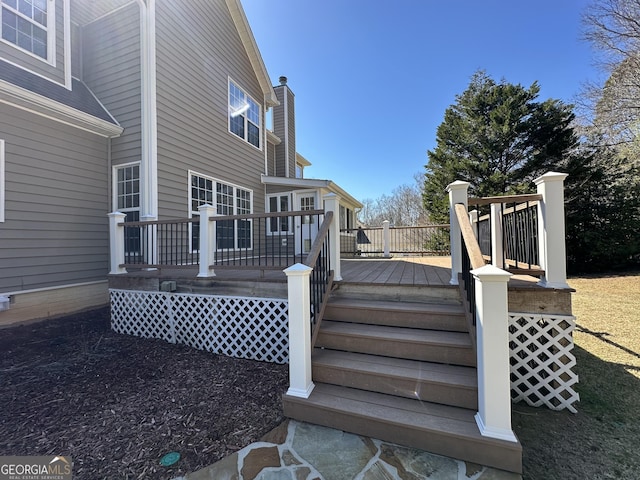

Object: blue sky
[243,0,600,202]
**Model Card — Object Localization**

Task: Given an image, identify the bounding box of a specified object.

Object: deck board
[341,257,452,287]
[120,256,546,291]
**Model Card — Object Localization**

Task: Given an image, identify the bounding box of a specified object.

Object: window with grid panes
[115,164,141,256]
[1,0,50,60]
[228,79,261,148]
[267,194,291,234]
[189,173,252,251]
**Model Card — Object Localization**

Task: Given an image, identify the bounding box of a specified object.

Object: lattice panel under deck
[111,290,175,343]
[110,290,289,364]
[509,313,580,413]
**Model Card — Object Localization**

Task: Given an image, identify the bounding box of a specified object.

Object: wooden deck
[114,255,552,292]
[341,256,452,286]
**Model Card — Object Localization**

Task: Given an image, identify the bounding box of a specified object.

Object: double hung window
[1,0,51,61]
[114,164,141,257]
[228,80,261,148]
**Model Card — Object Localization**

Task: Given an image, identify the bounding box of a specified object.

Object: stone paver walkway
[177,420,521,480]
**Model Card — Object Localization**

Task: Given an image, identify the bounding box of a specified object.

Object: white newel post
[469,209,479,240]
[108,212,127,275]
[472,265,517,443]
[446,181,470,285]
[382,220,391,258]
[284,263,315,398]
[534,172,570,289]
[141,214,158,267]
[323,193,342,281]
[490,203,504,269]
[197,204,217,278]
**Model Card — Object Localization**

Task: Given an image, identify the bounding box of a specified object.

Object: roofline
[0,79,124,138]
[295,152,312,167]
[226,0,279,108]
[261,175,363,208]
[267,129,281,145]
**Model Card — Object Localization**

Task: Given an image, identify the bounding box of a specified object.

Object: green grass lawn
[513,272,640,479]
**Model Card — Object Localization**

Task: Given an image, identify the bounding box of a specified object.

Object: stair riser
[283,395,522,474]
[316,334,476,367]
[323,306,467,331]
[313,365,478,409]
[331,284,461,305]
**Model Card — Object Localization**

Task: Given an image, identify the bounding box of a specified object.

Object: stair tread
[313,349,477,387]
[320,320,473,348]
[327,297,465,315]
[290,383,518,448]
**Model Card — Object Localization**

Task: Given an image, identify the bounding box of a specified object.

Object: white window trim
[227,77,262,150]
[0,139,5,223]
[112,161,141,212]
[266,192,292,235]
[188,170,254,251]
[0,0,57,65]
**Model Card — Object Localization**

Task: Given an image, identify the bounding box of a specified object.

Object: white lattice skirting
[509,312,580,413]
[110,289,289,364]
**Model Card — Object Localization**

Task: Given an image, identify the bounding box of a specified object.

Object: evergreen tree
[423,71,577,222]
[563,140,640,272]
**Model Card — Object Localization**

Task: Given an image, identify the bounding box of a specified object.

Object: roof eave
[0,79,123,138]
[261,175,363,209]
[226,0,279,108]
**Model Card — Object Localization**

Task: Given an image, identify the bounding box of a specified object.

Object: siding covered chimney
[272,76,295,178]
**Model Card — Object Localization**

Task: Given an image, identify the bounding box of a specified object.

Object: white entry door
[294,192,319,255]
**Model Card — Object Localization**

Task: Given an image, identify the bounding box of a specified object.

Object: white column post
[108,212,127,275]
[323,193,342,281]
[382,220,391,258]
[490,203,504,269]
[471,264,517,443]
[284,263,315,398]
[446,181,470,285]
[469,209,479,240]
[197,204,217,278]
[534,172,570,289]
[140,214,158,268]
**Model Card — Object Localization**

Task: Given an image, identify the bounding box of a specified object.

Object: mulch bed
[0,307,289,479]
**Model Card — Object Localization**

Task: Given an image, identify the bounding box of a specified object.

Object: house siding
[0,0,67,85]
[155,0,266,219]
[273,85,296,178]
[286,88,296,178]
[0,103,110,292]
[267,140,276,177]
[81,3,141,173]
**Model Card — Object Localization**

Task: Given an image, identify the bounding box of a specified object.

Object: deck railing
[341,223,450,257]
[469,194,542,275]
[461,172,569,288]
[284,193,342,399]
[454,204,485,333]
[109,209,324,273]
[303,212,334,347]
[446,171,570,445]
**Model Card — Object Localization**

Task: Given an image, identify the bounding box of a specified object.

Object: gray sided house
[0,0,361,325]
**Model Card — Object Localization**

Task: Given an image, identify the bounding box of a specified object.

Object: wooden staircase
[282,286,523,474]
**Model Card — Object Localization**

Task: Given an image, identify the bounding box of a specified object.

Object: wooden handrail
[341,224,450,232]
[119,209,325,226]
[454,203,485,269]
[477,200,539,222]
[210,209,324,222]
[304,211,334,267]
[118,218,197,227]
[468,194,542,207]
